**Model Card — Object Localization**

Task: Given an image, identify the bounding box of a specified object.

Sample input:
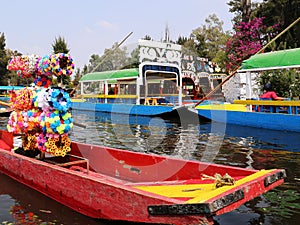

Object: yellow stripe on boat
[134,169,274,203]
[196,103,247,111]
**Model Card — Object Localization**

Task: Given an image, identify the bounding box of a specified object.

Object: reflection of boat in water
[0,173,101,225]
[201,121,300,152]
[72,109,300,153]
[0,130,285,225]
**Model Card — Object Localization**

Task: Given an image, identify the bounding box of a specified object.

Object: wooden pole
[194,17,300,107]
[0,100,10,107]
[256,17,300,55]
[194,66,240,106]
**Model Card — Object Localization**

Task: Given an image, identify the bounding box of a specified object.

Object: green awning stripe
[79,68,139,82]
[239,48,300,72]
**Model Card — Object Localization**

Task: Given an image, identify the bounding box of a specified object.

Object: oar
[194,16,300,107]
[73,121,87,128]
[0,100,10,107]
[194,66,240,107]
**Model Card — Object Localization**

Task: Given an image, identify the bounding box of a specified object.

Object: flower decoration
[34,74,51,88]
[36,55,52,76]
[45,134,71,157]
[6,51,76,158]
[22,133,38,151]
[48,88,72,112]
[50,53,74,76]
[41,110,73,135]
[10,88,34,111]
[36,133,47,152]
[7,55,38,78]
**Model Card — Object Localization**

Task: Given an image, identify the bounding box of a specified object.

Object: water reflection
[0,111,300,225]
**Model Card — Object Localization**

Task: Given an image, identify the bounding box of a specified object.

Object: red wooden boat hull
[0,130,285,225]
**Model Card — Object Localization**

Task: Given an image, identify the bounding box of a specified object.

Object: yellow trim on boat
[234,99,300,106]
[134,169,274,203]
[196,103,247,112]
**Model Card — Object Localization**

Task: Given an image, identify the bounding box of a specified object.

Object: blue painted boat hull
[71,102,175,116]
[197,109,300,132]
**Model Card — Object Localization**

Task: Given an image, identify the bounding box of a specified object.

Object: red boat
[0,130,285,225]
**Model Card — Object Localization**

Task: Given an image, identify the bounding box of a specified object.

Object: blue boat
[195,102,300,132]
[71,62,188,116]
[194,48,300,132]
[71,40,226,116]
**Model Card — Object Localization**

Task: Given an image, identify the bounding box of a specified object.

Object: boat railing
[44,154,90,174]
[74,93,181,106]
[75,94,138,104]
[233,99,300,114]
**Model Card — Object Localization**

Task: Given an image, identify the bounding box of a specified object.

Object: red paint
[0,130,285,225]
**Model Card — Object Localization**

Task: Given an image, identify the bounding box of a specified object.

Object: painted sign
[138,40,182,66]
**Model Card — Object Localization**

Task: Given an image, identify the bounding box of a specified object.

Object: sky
[1,0,236,71]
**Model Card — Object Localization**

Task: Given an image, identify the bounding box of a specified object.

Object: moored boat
[193,48,300,132]
[71,40,225,116]
[194,100,300,132]
[0,130,285,225]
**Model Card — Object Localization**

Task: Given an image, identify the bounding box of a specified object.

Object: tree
[0,32,10,85]
[72,68,82,87]
[188,14,230,71]
[228,0,260,23]
[224,17,282,72]
[88,43,130,72]
[258,69,300,98]
[52,36,70,54]
[254,0,300,49]
[52,36,71,86]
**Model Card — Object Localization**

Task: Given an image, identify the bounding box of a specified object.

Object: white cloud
[84,27,93,33]
[96,20,118,31]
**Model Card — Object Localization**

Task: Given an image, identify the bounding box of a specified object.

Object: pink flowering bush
[225,17,281,72]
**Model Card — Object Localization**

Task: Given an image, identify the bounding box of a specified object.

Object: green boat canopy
[80,68,139,82]
[239,48,300,72]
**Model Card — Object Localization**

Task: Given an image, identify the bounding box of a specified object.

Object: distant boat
[0,130,285,225]
[71,62,189,116]
[71,39,225,116]
[193,48,300,132]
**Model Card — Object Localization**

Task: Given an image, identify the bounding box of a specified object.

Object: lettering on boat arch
[138,39,181,66]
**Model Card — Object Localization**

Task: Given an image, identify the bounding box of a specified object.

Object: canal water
[0,109,299,225]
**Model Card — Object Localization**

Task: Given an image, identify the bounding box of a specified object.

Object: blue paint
[71,102,175,116]
[197,109,300,132]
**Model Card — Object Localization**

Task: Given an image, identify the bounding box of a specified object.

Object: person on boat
[260,83,287,100]
[193,85,205,100]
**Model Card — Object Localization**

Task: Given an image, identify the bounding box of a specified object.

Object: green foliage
[258,69,300,98]
[52,36,70,54]
[228,0,260,23]
[88,42,131,72]
[177,14,229,72]
[254,0,300,49]
[261,189,300,218]
[0,32,10,85]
